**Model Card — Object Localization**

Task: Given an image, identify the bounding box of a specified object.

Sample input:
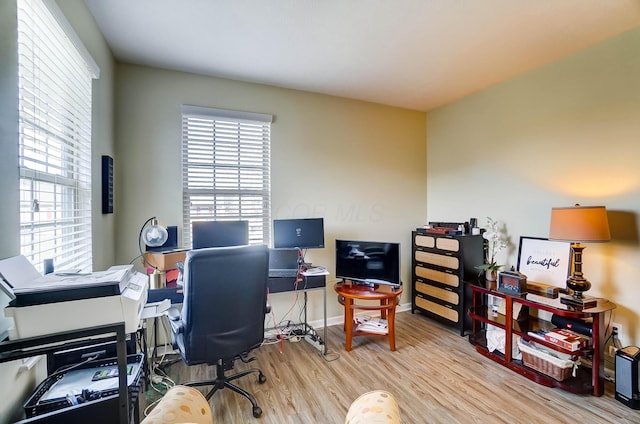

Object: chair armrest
[167,307,181,321]
[166,307,184,334]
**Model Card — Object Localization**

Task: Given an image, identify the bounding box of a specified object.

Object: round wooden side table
[334,281,403,351]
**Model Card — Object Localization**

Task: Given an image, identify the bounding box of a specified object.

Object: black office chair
[167,244,270,418]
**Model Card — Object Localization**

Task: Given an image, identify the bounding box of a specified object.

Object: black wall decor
[102,155,113,214]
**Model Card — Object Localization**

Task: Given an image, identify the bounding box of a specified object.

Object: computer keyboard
[268,269,298,278]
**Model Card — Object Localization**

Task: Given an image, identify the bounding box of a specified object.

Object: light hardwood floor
[141,312,639,423]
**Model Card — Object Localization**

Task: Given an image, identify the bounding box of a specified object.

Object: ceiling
[84,0,640,111]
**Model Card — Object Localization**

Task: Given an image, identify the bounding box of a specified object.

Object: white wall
[113,64,427,323]
[427,27,640,345]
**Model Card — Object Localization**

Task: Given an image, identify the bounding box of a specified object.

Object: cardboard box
[527,281,560,298]
[144,250,187,271]
[544,328,590,351]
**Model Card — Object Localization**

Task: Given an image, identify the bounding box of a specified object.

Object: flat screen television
[335,239,401,286]
[191,220,249,249]
[273,218,325,249]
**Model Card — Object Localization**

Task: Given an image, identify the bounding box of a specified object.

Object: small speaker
[551,314,592,336]
[102,155,114,214]
[615,346,640,409]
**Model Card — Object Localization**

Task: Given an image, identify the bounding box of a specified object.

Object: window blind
[181,106,272,247]
[17,0,98,273]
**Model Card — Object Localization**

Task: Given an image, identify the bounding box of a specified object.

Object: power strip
[304,333,324,352]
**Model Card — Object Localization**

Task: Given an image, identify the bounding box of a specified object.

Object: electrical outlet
[612,322,623,343]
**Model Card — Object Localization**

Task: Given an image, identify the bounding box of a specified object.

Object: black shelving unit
[0,323,130,423]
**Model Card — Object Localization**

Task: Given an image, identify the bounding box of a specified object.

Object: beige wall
[427,27,640,345]
[114,63,427,323]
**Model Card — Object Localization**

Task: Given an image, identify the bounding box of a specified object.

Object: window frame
[181,105,273,247]
[16,0,99,273]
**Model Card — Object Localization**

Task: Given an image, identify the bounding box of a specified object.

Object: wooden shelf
[469,330,594,394]
[466,282,616,396]
[468,305,592,357]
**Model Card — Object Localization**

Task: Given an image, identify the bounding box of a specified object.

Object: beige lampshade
[549,205,611,242]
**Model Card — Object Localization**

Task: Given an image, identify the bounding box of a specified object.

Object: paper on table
[301,267,329,276]
[14,267,132,294]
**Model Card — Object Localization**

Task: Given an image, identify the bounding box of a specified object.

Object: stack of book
[527,328,591,351]
[354,316,388,335]
[525,293,564,308]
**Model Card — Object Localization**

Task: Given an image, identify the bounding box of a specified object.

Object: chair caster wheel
[253,406,262,418]
[258,373,267,384]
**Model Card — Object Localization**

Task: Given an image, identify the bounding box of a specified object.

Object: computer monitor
[273,218,324,249]
[191,220,249,249]
[335,239,401,286]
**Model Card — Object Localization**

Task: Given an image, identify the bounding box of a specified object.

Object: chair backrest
[179,244,269,364]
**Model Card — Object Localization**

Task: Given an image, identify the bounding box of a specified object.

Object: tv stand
[466,280,616,396]
[334,280,403,351]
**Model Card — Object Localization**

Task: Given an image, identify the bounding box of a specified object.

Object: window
[181,105,272,247]
[17,0,99,272]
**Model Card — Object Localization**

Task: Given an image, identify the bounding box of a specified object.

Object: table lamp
[549,204,610,309]
[138,216,168,267]
[139,216,169,289]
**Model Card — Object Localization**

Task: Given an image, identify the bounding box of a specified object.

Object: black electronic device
[101,155,113,214]
[192,220,249,249]
[497,270,527,296]
[268,248,300,278]
[335,239,400,286]
[615,346,640,409]
[273,218,324,249]
[550,314,592,337]
[47,339,136,375]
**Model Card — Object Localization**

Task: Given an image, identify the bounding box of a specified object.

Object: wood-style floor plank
[141,312,639,423]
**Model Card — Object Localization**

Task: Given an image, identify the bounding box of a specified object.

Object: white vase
[485,269,498,282]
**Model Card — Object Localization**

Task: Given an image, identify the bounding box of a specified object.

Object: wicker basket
[518,340,576,381]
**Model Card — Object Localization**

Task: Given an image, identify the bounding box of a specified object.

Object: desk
[147,275,328,354]
[268,274,328,355]
[335,281,403,351]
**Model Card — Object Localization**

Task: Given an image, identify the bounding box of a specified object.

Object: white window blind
[181,105,272,247]
[17,0,99,273]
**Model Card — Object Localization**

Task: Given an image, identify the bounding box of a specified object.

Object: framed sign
[516,236,571,287]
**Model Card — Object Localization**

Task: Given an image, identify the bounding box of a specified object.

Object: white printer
[0,255,148,339]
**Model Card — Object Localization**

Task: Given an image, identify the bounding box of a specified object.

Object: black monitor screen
[192,220,249,249]
[335,239,400,285]
[273,218,324,249]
